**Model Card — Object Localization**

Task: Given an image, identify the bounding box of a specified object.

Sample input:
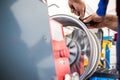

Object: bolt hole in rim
[50,14,100,80]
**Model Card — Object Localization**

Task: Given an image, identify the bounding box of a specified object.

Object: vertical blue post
[105,44,110,69]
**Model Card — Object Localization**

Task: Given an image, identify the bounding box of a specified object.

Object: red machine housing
[49,19,71,80]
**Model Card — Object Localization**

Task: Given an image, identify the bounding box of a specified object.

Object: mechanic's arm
[88,14,118,32]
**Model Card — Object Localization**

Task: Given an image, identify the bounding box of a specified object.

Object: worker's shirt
[96,0,109,16]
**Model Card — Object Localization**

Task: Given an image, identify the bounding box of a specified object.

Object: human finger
[83,15,93,23]
[75,10,80,16]
[79,5,85,19]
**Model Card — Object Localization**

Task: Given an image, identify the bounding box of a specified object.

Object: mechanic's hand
[65,72,80,80]
[83,13,104,23]
[68,0,86,19]
[84,14,118,31]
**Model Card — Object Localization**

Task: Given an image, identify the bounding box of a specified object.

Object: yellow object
[84,59,88,66]
[101,52,105,57]
[102,40,112,49]
[98,40,112,68]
